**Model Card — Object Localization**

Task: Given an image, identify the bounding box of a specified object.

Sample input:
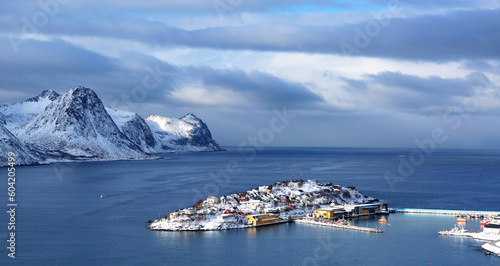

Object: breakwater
[390,208,500,217]
[294,218,383,233]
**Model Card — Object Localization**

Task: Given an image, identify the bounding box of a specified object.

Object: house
[169,211,181,219]
[259,186,269,191]
[216,214,235,220]
[343,203,388,216]
[485,216,500,234]
[207,196,220,205]
[197,209,209,215]
[183,208,197,215]
[314,207,345,219]
[247,214,280,226]
[484,223,500,234]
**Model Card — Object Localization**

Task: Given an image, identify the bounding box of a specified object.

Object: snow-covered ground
[482,240,500,256]
[439,227,500,241]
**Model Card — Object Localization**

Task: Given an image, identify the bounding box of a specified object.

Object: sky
[1,0,500,149]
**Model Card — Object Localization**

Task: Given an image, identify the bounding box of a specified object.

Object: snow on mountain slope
[0,123,42,167]
[106,107,156,153]
[145,113,223,152]
[0,90,60,130]
[15,86,151,161]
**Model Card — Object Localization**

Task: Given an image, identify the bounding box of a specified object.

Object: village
[148,179,389,231]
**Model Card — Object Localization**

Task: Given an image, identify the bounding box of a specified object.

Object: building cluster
[152,179,385,230]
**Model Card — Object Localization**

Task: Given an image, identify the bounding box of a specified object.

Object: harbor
[294,217,383,233]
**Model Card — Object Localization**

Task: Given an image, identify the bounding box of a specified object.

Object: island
[148,179,388,231]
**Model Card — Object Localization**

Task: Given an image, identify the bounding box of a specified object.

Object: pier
[390,208,500,217]
[294,218,383,233]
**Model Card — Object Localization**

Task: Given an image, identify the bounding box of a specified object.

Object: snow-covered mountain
[0,123,42,167]
[145,113,223,152]
[15,86,151,161]
[0,90,60,130]
[106,107,157,153]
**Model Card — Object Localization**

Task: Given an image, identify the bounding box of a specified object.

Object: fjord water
[1,147,500,265]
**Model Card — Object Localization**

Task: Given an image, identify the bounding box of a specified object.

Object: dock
[294,218,383,233]
[390,208,500,217]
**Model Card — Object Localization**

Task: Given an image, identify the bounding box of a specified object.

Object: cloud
[339,71,496,113]
[181,66,325,109]
[0,37,324,112]
[366,71,482,97]
[3,8,498,62]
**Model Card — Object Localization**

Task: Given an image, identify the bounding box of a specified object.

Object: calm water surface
[1,147,499,265]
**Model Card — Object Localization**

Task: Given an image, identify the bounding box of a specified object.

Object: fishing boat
[350,212,359,219]
[457,216,467,223]
[100,194,106,199]
[480,219,487,226]
[379,216,387,223]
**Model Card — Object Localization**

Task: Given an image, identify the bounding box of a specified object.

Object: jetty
[294,218,383,233]
[391,208,500,217]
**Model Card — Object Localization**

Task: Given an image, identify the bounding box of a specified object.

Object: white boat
[100,194,106,198]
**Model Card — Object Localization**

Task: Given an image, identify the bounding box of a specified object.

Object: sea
[1,147,500,265]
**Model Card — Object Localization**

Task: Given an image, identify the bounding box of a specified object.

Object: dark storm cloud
[185,66,325,109]
[3,7,498,62]
[0,38,118,75]
[339,71,496,113]
[366,71,488,97]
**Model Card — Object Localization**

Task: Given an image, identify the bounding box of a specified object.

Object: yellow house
[314,208,344,219]
[247,214,280,226]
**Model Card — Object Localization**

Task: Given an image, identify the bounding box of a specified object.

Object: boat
[100,194,106,199]
[350,212,359,219]
[480,219,487,226]
[379,206,389,214]
[457,216,467,223]
[379,216,387,223]
[336,219,348,225]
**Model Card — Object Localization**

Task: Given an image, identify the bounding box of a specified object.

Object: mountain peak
[180,113,202,126]
[26,89,60,102]
[17,86,149,161]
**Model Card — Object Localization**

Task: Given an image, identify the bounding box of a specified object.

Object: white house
[207,196,220,205]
